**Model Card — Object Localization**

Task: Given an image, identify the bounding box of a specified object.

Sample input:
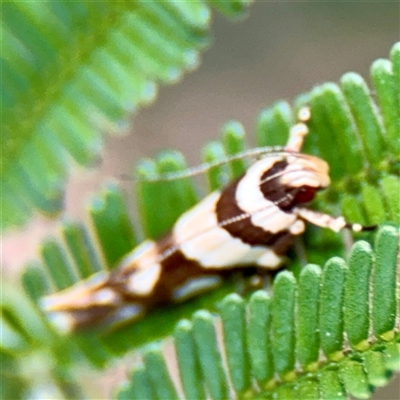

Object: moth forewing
[41,107,374,332]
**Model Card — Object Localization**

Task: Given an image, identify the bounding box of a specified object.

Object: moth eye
[294,186,318,204]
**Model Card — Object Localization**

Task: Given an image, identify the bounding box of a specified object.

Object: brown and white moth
[42,107,374,332]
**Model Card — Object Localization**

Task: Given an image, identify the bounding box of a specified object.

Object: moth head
[284,153,330,187]
[260,154,330,209]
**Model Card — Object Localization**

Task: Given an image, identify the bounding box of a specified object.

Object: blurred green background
[3,1,399,398]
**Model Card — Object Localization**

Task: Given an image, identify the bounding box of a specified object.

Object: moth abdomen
[41,237,226,331]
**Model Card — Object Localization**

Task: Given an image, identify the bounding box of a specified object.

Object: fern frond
[2,42,399,398]
[1,0,252,231]
[116,226,399,400]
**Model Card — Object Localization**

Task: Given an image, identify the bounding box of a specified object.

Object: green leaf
[247,291,273,384]
[271,271,296,378]
[2,0,251,231]
[90,182,138,268]
[116,227,399,399]
[339,358,371,399]
[341,72,386,168]
[319,257,347,359]
[372,225,399,338]
[174,320,205,399]
[319,367,346,400]
[136,151,198,239]
[202,141,231,190]
[344,241,373,350]
[5,41,400,398]
[256,101,293,148]
[219,294,250,393]
[297,264,322,368]
[192,310,229,400]
[120,366,155,400]
[142,345,179,400]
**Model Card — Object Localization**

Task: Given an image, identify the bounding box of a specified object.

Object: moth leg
[295,207,376,232]
[242,268,284,297]
[293,234,308,266]
[232,269,268,296]
[285,106,311,152]
[255,268,279,292]
[232,270,247,296]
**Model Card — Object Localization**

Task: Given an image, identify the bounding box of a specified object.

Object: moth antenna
[120,107,312,183]
[218,211,251,228]
[120,146,291,183]
[217,192,295,229]
[285,106,311,153]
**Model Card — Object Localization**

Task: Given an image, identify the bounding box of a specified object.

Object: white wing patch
[108,304,144,325]
[236,156,280,214]
[173,192,221,242]
[173,276,223,302]
[118,240,162,296]
[92,288,120,305]
[256,249,284,269]
[174,190,275,268]
[118,240,158,272]
[41,271,110,311]
[250,204,297,234]
[236,156,298,233]
[46,311,77,334]
[126,263,162,296]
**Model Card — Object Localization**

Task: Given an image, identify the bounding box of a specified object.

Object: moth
[42,107,374,332]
